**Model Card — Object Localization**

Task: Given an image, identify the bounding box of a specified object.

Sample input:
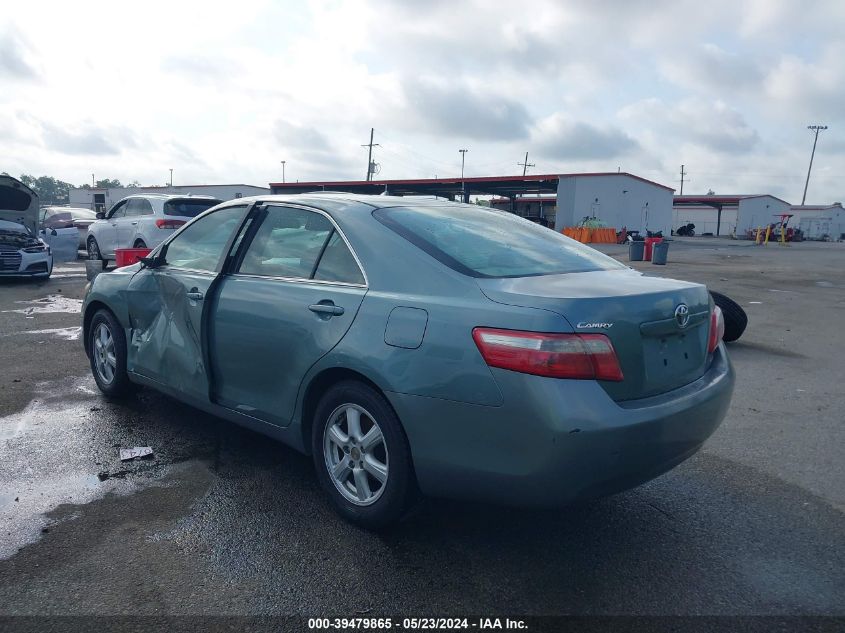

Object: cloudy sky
[2,0,843,202]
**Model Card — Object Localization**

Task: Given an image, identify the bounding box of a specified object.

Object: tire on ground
[710,290,748,343]
[311,380,416,529]
[88,308,134,397]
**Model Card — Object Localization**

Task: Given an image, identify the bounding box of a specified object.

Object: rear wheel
[133,239,147,248]
[88,309,133,397]
[312,380,415,529]
[710,290,748,342]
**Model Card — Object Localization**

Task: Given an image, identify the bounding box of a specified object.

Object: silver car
[86,194,221,264]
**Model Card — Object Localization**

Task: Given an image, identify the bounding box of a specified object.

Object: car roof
[121,193,221,201]
[215,192,467,212]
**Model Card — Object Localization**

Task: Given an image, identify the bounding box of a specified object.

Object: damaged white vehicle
[0,175,53,279]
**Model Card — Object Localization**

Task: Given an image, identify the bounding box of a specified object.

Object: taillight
[708,306,724,353]
[472,328,624,381]
[155,219,186,229]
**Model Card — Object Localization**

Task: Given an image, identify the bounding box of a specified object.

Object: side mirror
[96,212,105,219]
[50,229,58,236]
[139,251,165,269]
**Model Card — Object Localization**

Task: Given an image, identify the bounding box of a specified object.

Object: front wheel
[88,309,133,397]
[312,380,416,529]
[87,236,106,264]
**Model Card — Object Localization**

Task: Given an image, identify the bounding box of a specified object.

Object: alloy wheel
[93,323,117,385]
[323,404,389,506]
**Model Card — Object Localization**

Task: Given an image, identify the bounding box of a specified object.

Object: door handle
[309,303,344,316]
[186,290,204,301]
[131,221,138,225]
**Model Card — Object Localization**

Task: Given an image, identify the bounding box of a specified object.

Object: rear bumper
[388,344,734,506]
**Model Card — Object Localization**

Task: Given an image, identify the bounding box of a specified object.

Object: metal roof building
[70,183,271,213]
[673,194,791,237]
[270,172,675,233]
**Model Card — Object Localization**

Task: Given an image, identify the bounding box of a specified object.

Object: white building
[673,195,792,237]
[554,173,674,234]
[791,203,845,240]
[69,183,270,213]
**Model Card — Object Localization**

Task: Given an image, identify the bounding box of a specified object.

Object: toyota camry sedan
[81,194,734,528]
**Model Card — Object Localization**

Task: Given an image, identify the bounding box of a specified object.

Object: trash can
[651,240,670,265]
[85,259,105,281]
[628,240,645,261]
[643,237,663,261]
[114,247,151,268]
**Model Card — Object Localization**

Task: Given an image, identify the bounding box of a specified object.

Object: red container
[114,247,152,268]
[644,237,663,261]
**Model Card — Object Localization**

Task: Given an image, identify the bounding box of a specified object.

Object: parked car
[0,175,53,278]
[82,194,734,528]
[41,206,97,249]
[86,194,222,264]
[38,209,84,262]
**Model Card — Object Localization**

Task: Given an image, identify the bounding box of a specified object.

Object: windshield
[373,205,626,278]
[0,219,30,235]
[163,198,222,218]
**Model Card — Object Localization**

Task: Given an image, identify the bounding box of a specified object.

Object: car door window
[108,201,127,219]
[238,207,332,279]
[163,206,248,272]
[313,231,365,285]
[137,199,154,215]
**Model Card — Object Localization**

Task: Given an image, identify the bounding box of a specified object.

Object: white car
[86,194,222,263]
[0,175,53,278]
[41,206,97,249]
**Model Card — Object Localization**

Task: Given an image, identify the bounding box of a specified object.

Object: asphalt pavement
[0,243,843,618]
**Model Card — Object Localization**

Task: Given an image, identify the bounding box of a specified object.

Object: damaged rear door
[126,205,249,401]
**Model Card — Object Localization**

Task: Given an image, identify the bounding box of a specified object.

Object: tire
[710,290,748,343]
[133,239,147,248]
[688,229,695,237]
[87,236,106,265]
[312,380,416,529]
[88,309,133,397]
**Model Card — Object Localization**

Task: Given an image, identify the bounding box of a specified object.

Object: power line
[801,125,828,205]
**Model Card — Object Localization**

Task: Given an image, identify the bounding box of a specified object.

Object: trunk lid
[477,268,712,401]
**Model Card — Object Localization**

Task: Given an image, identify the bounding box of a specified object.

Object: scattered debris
[119,447,154,461]
[749,301,762,304]
[97,470,131,482]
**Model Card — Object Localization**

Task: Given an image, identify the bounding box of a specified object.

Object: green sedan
[82,194,734,528]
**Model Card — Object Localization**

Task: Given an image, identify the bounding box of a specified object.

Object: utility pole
[91,174,95,187]
[802,125,827,205]
[361,128,380,181]
[518,152,535,177]
[459,149,468,179]
[280,160,286,183]
[169,168,173,188]
[679,164,688,195]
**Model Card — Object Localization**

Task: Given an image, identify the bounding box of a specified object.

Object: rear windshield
[373,205,626,278]
[163,198,221,218]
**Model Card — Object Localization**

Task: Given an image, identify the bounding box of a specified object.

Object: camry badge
[576,322,613,329]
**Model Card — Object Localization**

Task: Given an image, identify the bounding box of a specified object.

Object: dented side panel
[127,268,215,399]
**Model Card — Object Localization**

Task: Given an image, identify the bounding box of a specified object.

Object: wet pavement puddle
[0,376,155,559]
[2,295,83,315]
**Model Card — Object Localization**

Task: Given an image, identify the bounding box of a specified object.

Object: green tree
[95,178,123,188]
[19,174,75,205]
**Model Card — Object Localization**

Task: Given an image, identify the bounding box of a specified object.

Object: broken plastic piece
[119,447,153,461]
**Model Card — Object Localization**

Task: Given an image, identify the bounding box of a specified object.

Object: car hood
[0,175,39,235]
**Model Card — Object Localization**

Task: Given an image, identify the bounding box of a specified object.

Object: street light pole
[459,149,468,179]
[281,160,286,183]
[801,125,827,205]
[169,168,173,188]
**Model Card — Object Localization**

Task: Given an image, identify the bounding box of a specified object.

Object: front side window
[163,206,247,272]
[108,201,127,219]
[373,205,627,278]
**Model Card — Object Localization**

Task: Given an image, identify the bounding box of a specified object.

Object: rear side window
[314,231,365,285]
[239,207,332,278]
[373,205,626,278]
[164,198,221,218]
